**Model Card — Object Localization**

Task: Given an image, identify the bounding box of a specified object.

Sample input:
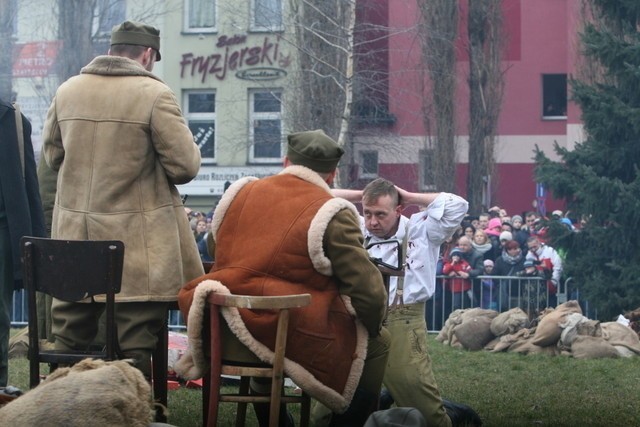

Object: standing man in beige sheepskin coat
[42,20,203,378]
[178,130,390,426]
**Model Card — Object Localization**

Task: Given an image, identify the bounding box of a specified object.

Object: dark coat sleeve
[324,208,387,337]
[0,104,46,285]
[37,148,58,236]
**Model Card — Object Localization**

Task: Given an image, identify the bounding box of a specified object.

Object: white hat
[499,231,513,241]
[483,259,494,267]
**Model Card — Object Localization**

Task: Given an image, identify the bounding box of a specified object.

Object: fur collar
[278,165,332,193]
[209,166,358,277]
[81,55,163,83]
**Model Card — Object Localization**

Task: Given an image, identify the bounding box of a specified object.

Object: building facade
[352,0,579,216]
[8,0,583,216]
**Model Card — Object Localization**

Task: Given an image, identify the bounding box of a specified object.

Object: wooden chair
[203,292,312,427]
[21,236,125,388]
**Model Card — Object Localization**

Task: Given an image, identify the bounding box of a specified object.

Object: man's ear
[325,169,337,185]
[394,204,403,217]
[283,156,291,167]
[143,48,154,65]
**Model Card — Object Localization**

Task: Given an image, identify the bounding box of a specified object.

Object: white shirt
[525,244,563,283]
[364,193,468,305]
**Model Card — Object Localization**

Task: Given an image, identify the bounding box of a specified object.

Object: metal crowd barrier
[425,275,592,332]
[11,276,589,333]
[10,289,187,331]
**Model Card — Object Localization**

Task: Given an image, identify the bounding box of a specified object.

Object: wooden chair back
[204,292,312,427]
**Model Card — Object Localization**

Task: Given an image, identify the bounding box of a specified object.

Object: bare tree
[56,0,95,82]
[286,0,393,187]
[417,0,459,194]
[287,1,354,137]
[466,0,505,214]
[0,0,17,100]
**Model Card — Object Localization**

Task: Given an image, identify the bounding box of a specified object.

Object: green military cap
[287,130,345,173]
[111,20,161,61]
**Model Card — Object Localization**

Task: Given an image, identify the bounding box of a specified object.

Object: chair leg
[202,373,210,426]
[206,370,222,427]
[269,377,283,427]
[152,323,168,422]
[236,376,250,426]
[299,392,311,427]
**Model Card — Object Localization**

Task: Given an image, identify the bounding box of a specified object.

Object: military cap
[111,20,161,61]
[286,130,344,173]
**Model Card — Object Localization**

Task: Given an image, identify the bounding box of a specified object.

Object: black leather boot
[379,388,394,410]
[443,399,483,426]
[329,388,378,427]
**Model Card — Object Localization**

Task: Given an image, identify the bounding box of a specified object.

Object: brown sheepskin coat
[177,166,387,413]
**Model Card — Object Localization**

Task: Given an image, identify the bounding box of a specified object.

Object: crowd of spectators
[436,206,574,322]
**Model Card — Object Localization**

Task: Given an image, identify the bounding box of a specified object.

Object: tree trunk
[335,0,356,188]
[56,0,95,82]
[467,0,504,214]
[418,0,458,194]
[0,0,16,100]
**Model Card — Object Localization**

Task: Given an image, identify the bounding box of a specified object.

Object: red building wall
[368,0,572,216]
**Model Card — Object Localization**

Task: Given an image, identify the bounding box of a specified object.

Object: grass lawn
[7,331,640,426]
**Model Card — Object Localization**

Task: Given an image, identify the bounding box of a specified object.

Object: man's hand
[395,186,440,210]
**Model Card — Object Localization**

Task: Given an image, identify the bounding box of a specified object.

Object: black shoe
[0,386,23,397]
[329,388,378,427]
[443,399,482,427]
[379,388,394,410]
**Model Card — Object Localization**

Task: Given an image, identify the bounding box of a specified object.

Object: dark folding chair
[21,236,125,389]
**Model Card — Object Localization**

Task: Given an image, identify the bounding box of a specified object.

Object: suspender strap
[13,103,25,180]
[389,227,409,311]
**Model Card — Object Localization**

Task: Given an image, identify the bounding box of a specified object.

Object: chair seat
[37,350,113,365]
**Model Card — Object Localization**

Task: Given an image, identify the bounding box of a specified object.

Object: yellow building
[163,0,295,210]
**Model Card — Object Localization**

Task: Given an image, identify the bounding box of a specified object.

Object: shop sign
[13,41,61,77]
[177,165,282,196]
[179,34,290,83]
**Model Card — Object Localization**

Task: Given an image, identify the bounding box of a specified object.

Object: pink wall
[372,0,572,215]
[387,0,570,137]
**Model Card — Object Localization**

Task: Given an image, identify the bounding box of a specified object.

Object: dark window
[254,92,281,112]
[420,149,435,190]
[188,121,215,159]
[361,151,378,177]
[251,90,282,161]
[189,92,215,113]
[185,91,215,161]
[253,119,281,158]
[542,74,567,118]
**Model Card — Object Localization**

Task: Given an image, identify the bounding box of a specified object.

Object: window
[249,90,283,162]
[184,0,216,33]
[361,151,378,178]
[93,0,126,36]
[542,74,567,119]
[184,91,216,162]
[251,0,283,32]
[419,149,436,191]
